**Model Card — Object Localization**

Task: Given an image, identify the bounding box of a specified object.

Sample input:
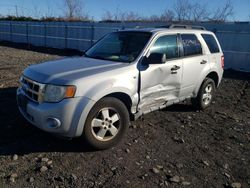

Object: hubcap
[91,108,121,141]
[202,84,213,105]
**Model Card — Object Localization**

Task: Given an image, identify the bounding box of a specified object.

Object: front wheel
[83,97,130,150]
[191,78,216,110]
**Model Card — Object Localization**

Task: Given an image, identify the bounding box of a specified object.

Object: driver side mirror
[141,53,166,65]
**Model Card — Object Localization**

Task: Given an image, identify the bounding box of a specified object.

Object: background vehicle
[17,25,224,149]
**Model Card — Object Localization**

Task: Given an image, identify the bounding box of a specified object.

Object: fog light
[46,117,61,129]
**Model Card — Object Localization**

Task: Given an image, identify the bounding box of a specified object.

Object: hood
[23,57,127,84]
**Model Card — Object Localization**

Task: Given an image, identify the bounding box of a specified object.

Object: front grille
[20,76,44,103]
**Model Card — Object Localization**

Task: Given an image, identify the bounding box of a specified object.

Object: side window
[201,34,220,53]
[181,34,202,56]
[150,35,179,60]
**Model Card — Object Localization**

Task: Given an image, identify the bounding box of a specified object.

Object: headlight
[44,85,76,103]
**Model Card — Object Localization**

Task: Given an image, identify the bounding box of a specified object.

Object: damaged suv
[17,25,224,149]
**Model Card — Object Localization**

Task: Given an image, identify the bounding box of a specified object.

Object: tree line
[0,0,236,22]
[102,0,234,22]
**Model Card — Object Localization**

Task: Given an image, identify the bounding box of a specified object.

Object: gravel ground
[0,44,249,188]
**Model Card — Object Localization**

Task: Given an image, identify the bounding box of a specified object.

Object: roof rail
[169,24,206,30]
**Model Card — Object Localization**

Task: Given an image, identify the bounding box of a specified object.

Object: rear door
[139,34,183,111]
[179,33,210,97]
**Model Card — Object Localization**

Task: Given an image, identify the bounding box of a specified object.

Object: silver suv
[17,25,224,149]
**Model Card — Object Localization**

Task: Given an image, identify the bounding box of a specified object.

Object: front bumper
[17,88,95,138]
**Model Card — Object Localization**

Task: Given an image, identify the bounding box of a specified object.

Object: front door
[138,34,183,111]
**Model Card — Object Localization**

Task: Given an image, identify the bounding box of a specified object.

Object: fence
[0,21,250,72]
[0,22,121,50]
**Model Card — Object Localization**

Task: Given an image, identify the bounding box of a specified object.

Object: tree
[210,0,234,22]
[63,0,88,20]
[102,11,114,21]
[173,0,234,22]
[122,11,141,21]
[102,10,141,22]
[101,0,234,22]
[174,0,210,22]
[148,15,161,21]
[174,0,193,21]
[191,3,210,21]
[160,9,175,21]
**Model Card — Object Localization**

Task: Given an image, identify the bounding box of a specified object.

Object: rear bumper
[17,88,95,138]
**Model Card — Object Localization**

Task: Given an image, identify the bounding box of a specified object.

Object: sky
[0,0,249,21]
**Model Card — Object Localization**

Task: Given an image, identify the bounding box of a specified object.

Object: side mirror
[141,53,166,65]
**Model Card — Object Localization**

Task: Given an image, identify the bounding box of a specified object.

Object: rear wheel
[83,97,129,150]
[191,78,215,110]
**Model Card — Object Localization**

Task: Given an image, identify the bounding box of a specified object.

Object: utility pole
[15,5,18,17]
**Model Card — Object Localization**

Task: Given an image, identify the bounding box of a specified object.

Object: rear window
[181,34,202,56]
[202,34,220,53]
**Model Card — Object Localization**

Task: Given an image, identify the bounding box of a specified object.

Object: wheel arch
[194,71,219,97]
[206,71,219,87]
[75,91,134,137]
[104,92,133,118]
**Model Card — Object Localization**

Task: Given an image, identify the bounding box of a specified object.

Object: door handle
[171,65,180,71]
[200,60,207,64]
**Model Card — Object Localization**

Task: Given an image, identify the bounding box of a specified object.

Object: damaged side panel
[138,59,183,112]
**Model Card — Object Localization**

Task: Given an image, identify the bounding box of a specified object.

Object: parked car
[17,25,224,149]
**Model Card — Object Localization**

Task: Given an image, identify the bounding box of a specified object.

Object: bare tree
[64,0,88,20]
[33,6,42,18]
[148,15,161,21]
[122,11,141,21]
[44,5,54,18]
[102,7,122,21]
[173,0,234,22]
[101,0,234,23]
[160,9,175,21]
[102,10,141,21]
[210,0,233,22]
[191,3,210,21]
[174,0,211,22]
[174,0,193,21]
[102,10,114,21]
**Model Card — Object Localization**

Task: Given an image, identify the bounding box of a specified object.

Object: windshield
[85,31,152,63]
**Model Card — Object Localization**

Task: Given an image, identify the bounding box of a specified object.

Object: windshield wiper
[84,54,108,61]
[84,54,131,63]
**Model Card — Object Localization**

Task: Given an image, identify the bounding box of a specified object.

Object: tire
[83,97,130,150]
[191,78,216,110]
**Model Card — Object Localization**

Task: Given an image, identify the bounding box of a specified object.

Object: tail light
[221,55,224,69]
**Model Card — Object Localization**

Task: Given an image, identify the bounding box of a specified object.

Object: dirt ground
[0,43,249,188]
